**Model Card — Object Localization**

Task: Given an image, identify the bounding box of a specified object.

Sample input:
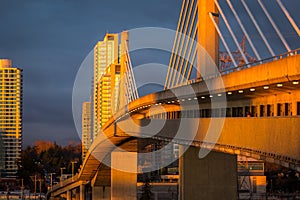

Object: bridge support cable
[180,26,198,84]
[123,43,139,105]
[175,2,198,86]
[171,0,196,87]
[170,0,194,88]
[125,43,139,100]
[258,0,291,52]
[241,0,275,57]
[166,0,190,89]
[226,0,261,61]
[124,61,132,104]
[124,61,136,103]
[124,64,133,104]
[165,0,187,89]
[124,76,131,104]
[214,0,249,66]
[209,12,238,68]
[183,39,197,84]
[276,0,300,37]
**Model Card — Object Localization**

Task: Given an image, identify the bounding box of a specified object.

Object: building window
[251,106,257,117]
[245,106,250,117]
[232,107,243,117]
[277,104,283,116]
[226,108,231,117]
[267,104,274,117]
[284,103,291,116]
[260,105,265,117]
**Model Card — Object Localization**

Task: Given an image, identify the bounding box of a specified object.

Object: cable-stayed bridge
[49,0,300,199]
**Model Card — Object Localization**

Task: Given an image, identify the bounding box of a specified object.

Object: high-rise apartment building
[0,133,4,176]
[0,59,22,179]
[81,101,91,161]
[91,31,131,142]
[97,64,121,127]
[92,34,119,140]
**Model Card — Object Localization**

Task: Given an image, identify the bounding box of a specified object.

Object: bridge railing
[184,48,300,87]
[51,174,79,191]
[221,48,300,74]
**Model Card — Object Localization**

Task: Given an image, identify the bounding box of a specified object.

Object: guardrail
[221,48,300,74]
[50,174,79,191]
[181,48,300,87]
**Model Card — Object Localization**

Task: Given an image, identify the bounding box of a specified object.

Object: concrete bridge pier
[66,190,71,200]
[111,152,138,200]
[75,184,85,200]
[90,166,111,200]
[179,146,238,200]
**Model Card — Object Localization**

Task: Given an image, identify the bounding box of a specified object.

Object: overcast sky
[0,0,181,146]
[0,0,299,146]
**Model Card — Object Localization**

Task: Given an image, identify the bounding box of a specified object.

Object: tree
[18,141,82,193]
[140,174,153,200]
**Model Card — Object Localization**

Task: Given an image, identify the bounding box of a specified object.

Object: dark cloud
[0,0,181,146]
[0,0,299,146]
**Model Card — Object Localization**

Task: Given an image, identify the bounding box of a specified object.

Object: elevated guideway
[79,52,300,186]
[50,52,300,199]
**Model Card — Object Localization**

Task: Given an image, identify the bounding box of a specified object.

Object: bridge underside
[117,117,300,171]
[50,52,300,199]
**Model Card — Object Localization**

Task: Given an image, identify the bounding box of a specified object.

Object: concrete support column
[111,152,137,200]
[197,0,219,78]
[257,105,261,117]
[292,100,297,116]
[154,192,158,200]
[66,190,71,200]
[75,188,80,200]
[80,184,85,200]
[92,186,110,200]
[179,146,238,200]
[274,103,278,117]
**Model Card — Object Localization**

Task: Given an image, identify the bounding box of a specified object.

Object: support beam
[292,99,297,116]
[119,31,130,109]
[179,146,237,200]
[66,190,71,200]
[80,184,85,200]
[75,188,80,200]
[111,152,137,200]
[75,185,85,200]
[197,0,219,78]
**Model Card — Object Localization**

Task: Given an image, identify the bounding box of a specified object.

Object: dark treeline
[16,141,82,192]
[265,163,300,194]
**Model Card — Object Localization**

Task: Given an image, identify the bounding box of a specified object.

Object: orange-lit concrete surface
[49,53,300,199]
[197,0,219,77]
[48,0,300,195]
[108,53,300,123]
[117,116,300,170]
[50,116,300,199]
[111,152,137,200]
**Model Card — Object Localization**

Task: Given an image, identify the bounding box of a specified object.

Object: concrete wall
[118,117,300,162]
[179,147,237,200]
[111,152,137,200]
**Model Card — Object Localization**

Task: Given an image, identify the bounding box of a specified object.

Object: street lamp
[71,161,77,180]
[60,167,66,184]
[34,175,37,200]
[49,173,56,190]
[38,179,42,200]
[21,179,24,200]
